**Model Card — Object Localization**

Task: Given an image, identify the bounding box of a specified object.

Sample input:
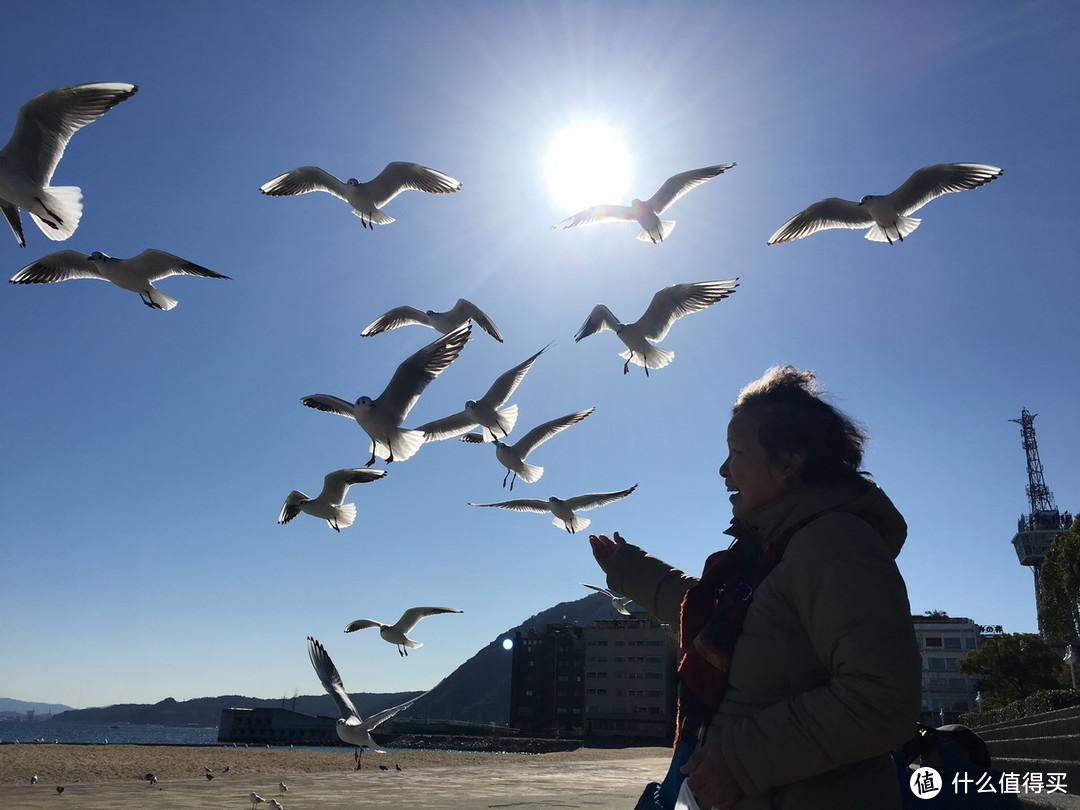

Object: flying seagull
[469,484,638,534]
[8,249,230,310]
[361,298,502,342]
[553,163,735,243]
[766,163,1004,245]
[417,345,548,443]
[278,468,387,532]
[301,324,471,466]
[575,279,738,376]
[344,606,464,656]
[260,162,461,229]
[461,407,594,490]
[0,82,138,247]
[307,636,423,769]
[582,583,633,616]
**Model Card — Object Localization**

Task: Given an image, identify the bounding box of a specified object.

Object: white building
[912,615,986,725]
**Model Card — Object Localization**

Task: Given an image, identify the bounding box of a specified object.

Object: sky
[1,1,1078,711]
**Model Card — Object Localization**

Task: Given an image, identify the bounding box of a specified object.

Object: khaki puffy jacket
[607,478,921,810]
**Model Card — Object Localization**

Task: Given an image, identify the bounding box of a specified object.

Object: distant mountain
[44,593,632,728]
[0,698,74,717]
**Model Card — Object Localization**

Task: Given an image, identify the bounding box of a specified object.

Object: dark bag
[633,732,697,810]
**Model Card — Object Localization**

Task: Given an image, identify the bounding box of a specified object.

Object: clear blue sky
[2,1,1077,709]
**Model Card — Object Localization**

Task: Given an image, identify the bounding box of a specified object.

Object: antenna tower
[1010,409,1057,514]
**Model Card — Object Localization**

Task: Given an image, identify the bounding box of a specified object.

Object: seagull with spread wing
[582,583,633,616]
[417,345,548,443]
[553,163,734,243]
[469,484,637,534]
[575,279,738,376]
[0,82,138,247]
[344,607,463,656]
[278,468,387,532]
[260,162,461,229]
[301,324,470,466]
[361,298,502,342]
[9,249,230,310]
[307,637,423,769]
[461,407,594,490]
[766,163,1004,245]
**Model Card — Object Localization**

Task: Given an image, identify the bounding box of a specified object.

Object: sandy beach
[0,743,670,809]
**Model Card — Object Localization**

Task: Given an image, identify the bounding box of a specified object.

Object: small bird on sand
[260,162,461,229]
[470,484,638,534]
[29,774,37,784]
[0,82,138,247]
[8,249,230,310]
[462,408,594,490]
[301,324,470,466]
[362,298,502,342]
[582,583,633,616]
[56,785,64,794]
[553,163,735,243]
[278,468,387,532]
[345,606,463,656]
[307,637,424,769]
[575,280,738,376]
[250,792,266,809]
[278,782,289,794]
[766,162,1004,245]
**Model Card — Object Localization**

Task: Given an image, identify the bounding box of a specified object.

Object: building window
[925,637,943,648]
[944,637,962,650]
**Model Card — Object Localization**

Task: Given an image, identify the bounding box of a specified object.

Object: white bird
[469,484,638,534]
[30,775,37,785]
[766,163,1004,245]
[0,82,138,247]
[344,606,464,656]
[307,637,423,769]
[278,468,387,532]
[575,280,738,376]
[301,324,470,466]
[417,345,548,443]
[268,801,284,810]
[278,782,289,794]
[250,792,266,809]
[260,162,461,229]
[361,298,502,342]
[8,249,230,310]
[461,408,594,490]
[582,583,633,616]
[553,163,735,243]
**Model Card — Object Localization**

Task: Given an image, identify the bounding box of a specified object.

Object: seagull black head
[357,395,375,408]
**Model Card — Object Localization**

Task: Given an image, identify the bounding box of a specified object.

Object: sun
[544,122,632,214]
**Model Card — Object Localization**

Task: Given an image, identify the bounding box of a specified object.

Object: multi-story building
[508,624,586,735]
[912,615,985,725]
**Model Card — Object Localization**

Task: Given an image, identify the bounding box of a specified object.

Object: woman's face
[719,410,801,518]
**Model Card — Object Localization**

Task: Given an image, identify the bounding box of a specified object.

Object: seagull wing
[306,637,361,722]
[393,606,464,633]
[343,619,382,633]
[359,693,424,733]
[468,499,553,514]
[564,483,638,512]
[1,200,25,247]
[446,298,503,342]
[582,583,615,598]
[574,305,621,342]
[635,279,739,342]
[887,163,1004,216]
[415,410,475,442]
[278,491,307,524]
[318,468,386,503]
[511,408,594,458]
[646,163,735,215]
[553,204,635,229]
[9,250,99,283]
[478,345,548,407]
[0,83,138,186]
[376,324,471,423]
[127,249,230,282]
[300,394,357,419]
[260,166,349,200]
[766,197,871,245]
[365,162,462,208]
[360,306,431,337]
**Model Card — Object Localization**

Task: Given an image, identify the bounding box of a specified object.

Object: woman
[590,366,920,810]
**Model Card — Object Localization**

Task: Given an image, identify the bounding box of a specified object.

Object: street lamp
[1063,644,1077,690]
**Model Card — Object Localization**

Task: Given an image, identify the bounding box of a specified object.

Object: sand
[0,743,671,809]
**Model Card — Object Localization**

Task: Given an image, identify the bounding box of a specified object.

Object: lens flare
[545,122,632,214]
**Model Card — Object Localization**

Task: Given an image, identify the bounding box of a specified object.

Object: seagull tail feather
[327,503,357,530]
[619,347,674,370]
[352,208,395,226]
[390,429,426,462]
[636,219,675,243]
[866,215,920,243]
[516,462,543,484]
[29,186,83,240]
[556,514,591,533]
[146,287,179,310]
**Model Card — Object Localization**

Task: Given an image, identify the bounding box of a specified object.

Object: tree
[959,633,1069,709]
[1038,517,1080,641]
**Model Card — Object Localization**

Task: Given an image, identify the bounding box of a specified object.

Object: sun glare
[545,122,632,214]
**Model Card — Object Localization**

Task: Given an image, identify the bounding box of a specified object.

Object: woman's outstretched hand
[588,531,626,572]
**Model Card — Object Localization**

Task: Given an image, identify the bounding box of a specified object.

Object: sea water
[0,720,218,746]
